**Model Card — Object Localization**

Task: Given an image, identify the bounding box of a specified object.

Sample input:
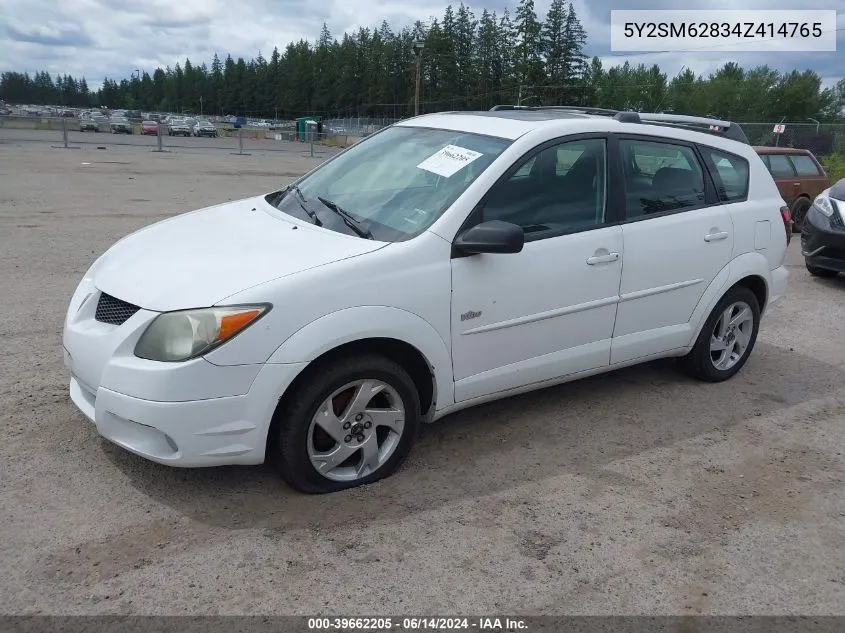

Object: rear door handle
[586,252,620,265]
[704,232,729,242]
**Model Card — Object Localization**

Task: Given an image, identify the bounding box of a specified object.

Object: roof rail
[490,104,620,117]
[633,112,749,144]
[488,104,750,144]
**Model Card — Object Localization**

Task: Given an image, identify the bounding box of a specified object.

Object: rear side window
[766,154,796,178]
[620,139,706,218]
[701,148,749,202]
[789,154,822,177]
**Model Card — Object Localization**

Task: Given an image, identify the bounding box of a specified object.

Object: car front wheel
[680,285,760,382]
[791,197,812,233]
[272,354,421,493]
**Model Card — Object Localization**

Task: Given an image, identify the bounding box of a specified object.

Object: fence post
[231,126,250,156]
[151,121,167,152]
[310,133,314,158]
[62,117,68,148]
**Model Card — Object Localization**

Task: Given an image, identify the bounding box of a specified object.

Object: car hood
[92,195,387,312]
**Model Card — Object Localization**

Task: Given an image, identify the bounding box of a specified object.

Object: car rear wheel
[806,261,838,278]
[272,354,420,494]
[680,286,760,382]
[791,197,812,233]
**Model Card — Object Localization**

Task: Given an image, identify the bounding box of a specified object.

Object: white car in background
[63,106,789,493]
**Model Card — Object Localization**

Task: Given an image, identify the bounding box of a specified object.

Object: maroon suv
[754,147,830,232]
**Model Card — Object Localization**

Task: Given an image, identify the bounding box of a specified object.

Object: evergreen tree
[514,0,545,103]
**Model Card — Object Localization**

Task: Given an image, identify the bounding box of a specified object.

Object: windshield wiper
[283,184,321,226]
[316,196,373,239]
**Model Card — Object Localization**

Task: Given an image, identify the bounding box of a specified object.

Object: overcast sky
[1,0,843,91]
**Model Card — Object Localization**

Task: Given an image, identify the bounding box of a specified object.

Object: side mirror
[454,220,524,255]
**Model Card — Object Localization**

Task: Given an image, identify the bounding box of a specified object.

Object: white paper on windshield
[417,145,483,178]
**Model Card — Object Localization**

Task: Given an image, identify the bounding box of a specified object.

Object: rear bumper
[768,265,789,309]
[801,206,845,272]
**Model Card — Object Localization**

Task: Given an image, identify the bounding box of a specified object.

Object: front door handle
[586,252,620,265]
[704,231,729,242]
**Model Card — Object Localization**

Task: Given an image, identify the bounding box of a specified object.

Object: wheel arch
[686,254,772,350]
[267,305,454,416]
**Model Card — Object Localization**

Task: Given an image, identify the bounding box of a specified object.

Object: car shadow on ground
[103,341,845,532]
[809,272,845,288]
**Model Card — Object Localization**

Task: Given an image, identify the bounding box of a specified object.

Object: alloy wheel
[306,379,405,482]
[709,301,754,371]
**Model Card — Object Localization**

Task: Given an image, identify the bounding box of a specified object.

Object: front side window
[620,139,705,218]
[702,147,749,202]
[479,138,607,238]
[790,154,822,177]
[274,126,511,241]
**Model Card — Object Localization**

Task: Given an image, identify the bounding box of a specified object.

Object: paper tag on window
[417,145,483,178]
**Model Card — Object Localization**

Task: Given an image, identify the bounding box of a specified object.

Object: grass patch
[822,154,845,184]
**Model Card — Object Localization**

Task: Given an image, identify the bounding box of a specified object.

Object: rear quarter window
[789,154,822,177]
[701,147,749,202]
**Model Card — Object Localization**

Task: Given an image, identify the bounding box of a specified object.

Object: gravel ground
[1,131,844,616]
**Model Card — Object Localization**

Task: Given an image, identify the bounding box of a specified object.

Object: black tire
[806,261,838,278]
[680,285,760,382]
[271,354,421,494]
[790,197,812,233]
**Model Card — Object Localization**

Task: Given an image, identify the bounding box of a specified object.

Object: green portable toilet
[296,116,322,141]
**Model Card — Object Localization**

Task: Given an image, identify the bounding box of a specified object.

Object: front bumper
[801,205,845,273]
[63,286,307,467]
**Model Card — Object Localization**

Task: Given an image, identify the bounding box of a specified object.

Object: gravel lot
[1,131,844,616]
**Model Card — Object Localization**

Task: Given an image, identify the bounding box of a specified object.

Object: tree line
[1,0,844,122]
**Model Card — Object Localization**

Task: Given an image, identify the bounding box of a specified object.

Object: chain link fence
[740,123,845,155]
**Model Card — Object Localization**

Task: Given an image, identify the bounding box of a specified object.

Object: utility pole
[775,115,786,147]
[200,95,203,116]
[412,40,425,117]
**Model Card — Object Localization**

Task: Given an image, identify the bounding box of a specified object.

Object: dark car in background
[79,115,104,132]
[754,146,830,232]
[167,118,192,136]
[801,179,845,278]
[192,119,218,137]
[109,117,132,134]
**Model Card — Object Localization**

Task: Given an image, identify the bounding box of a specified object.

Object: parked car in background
[193,119,218,137]
[63,107,789,493]
[801,179,845,278]
[141,120,159,136]
[754,147,830,232]
[109,117,132,134]
[79,117,101,132]
[168,118,192,136]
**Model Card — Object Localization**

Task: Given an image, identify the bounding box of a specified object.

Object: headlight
[134,304,270,362]
[813,193,837,218]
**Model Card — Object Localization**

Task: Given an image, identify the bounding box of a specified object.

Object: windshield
[271,125,511,241]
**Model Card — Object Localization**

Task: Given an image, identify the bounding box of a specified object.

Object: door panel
[450,135,621,403]
[451,227,623,402]
[611,137,734,365]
